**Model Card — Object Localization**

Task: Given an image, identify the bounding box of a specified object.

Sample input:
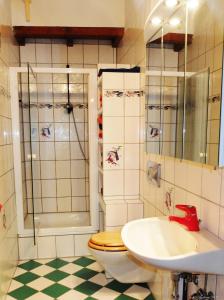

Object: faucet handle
[175,204,197,215]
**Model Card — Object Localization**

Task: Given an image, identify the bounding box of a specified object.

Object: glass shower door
[26,63,38,244]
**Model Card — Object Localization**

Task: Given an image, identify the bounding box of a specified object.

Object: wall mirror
[145,0,224,166]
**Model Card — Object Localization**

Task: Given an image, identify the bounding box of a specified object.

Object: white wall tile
[37,236,56,258]
[127,203,143,221]
[103,117,124,143]
[125,117,140,143]
[186,164,202,196]
[201,199,220,235]
[56,235,75,257]
[52,44,67,64]
[125,97,140,116]
[74,234,92,256]
[84,44,98,64]
[106,203,127,226]
[20,44,36,63]
[124,73,140,90]
[103,96,124,117]
[36,44,52,63]
[125,170,139,196]
[202,168,221,204]
[104,170,124,196]
[18,238,38,260]
[103,144,124,170]
[124,144,139,169]
[99,45,114,64]
[102,73,124,89]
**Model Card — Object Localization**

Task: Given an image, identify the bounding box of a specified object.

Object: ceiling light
[165,0,178,8]
[169,18,181,26]
[186,0,199,9]
[151,17,162,26]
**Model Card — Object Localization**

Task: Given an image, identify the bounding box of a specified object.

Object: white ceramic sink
[121,217,224,275]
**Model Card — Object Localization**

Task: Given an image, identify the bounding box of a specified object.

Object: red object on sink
[0,203,3,212]
[169,204,200,231]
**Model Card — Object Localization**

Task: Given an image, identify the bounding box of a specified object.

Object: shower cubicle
[10,65,98,242]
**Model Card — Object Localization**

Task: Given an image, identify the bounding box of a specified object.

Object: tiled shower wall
[19,40,116,216]
[0,0,19,298]
[118,0,224,299]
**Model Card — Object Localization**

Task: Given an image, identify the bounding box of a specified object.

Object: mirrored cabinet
[145,0,224,166]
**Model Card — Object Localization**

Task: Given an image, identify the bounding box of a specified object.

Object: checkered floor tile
[7,257,155,300]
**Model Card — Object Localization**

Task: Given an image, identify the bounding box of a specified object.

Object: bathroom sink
[121,217,224,275]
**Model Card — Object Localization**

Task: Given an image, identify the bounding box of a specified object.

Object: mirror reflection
[145,0,224,166]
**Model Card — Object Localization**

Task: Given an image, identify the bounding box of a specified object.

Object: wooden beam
[13,26,124,47]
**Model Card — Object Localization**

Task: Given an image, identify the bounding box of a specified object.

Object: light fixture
[169,18,181,26]
[186,0,199,9]
[151,17,162,26]
[165,0,178,8]
[24,0,31,22]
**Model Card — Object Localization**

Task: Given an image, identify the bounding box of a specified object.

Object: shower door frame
[10,67,99,237]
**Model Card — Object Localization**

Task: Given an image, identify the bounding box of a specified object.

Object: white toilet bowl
[88,231,155,283]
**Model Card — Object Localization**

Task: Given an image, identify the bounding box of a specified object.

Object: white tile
[58,289,86,300]
[42,198,57,213]
[92,287,120,300]
[57,179,71,197]
[174,160,187,189]
[201,199,220,235]
[41,161,56,179]
[72,179,86,196]
[37,236,56,258]
[20,44,36,63]
[68,44,84,64]
[36,44,52,63]
[27,277,53,291]
[124,73,140,90]
[72,197,87,211]
[55,142,70,160]
[124,144,139,169]
[186,164,202,196]
[103,96,124,117]
[25,292,52,300]
[57,197,72,212]
[52,44,67,63]
[56,235,75,257]
[202,167,221,204]
[55,123,70,141]
[40,142,55,160]
[219,207,224,240]
[41,180,56,198]
[124,284,151,300]
[74,234,92,256]
[103,144,124,170]
[125,170,139,196]
[71,160,86,178]
[125,117,140,143]
[125,97,140,116]
[56,161,71,178]
[128,203,143,221]
[99,45,114,64]
[84,44,98,64]
[32,265,55,276]
[106,203,127,226]
[164,157,175,183]
[104,170,124,196]
[102,73,124,89]
[103,117,124,143]
[18,238,37,260]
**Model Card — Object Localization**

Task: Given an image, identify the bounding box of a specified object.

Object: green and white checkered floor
[7,257,154,300]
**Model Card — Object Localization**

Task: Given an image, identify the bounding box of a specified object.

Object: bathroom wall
[118,0,224,299]
[0,0,19,298]
[11,0,125,28]
[20,40,116,216]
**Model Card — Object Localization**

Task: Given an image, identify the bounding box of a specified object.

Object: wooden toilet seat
[88,231,127,252]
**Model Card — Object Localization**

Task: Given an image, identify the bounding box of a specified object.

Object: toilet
[88,231,155,283]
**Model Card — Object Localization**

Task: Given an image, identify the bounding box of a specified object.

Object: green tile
[44,270,69,282]
[74,268,98,280]
[14,272,39,284]
[115,295,137,300]
[106,280,132,293]
[85,297,98,300]
[19,260,42,271]
[46,258,68,269]
[75,281,102,296]
[73,257,95,267]
[42,283,69,298]
[9,285,38,299]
